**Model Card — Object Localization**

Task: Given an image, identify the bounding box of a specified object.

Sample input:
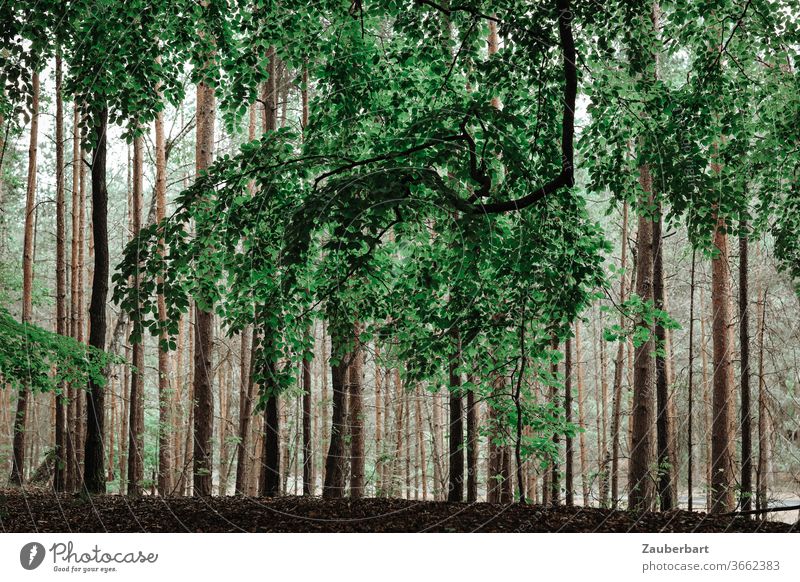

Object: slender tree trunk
[349,325,365,497]
[259,341,281,496]
[9,71,39,487]
[235,328,254,493]
[700,285,712,512]
[375,343,383,496]
[83,104,110,494]
[565,337,574,507]
[687,249,696,512]
[466,374,479,503]
[432,386,443,500]
[415,385,428,500]
[629,165,657,512]
[391,369,404,498]
[549,335,560,505]
[66,105,82,493]
[755,287,770,513]
[257,47,281,498]
[323,342,348,498]
[193,79,216,497]
[127,134,145,496]
[710,217,736,513]
[54,55,68,492]
[739,222,752,513]
[302,327,313,495]
[653,202,675,510]
[447,330,464,501]
[155,106,172,495]
[610,202,629,507]
[575,322,589,506]
[120,333,130,492]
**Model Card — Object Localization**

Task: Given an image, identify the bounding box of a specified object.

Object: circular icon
[20,542,46,570]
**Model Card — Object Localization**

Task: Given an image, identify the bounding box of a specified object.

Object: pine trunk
[83,104,110,494]
[10,71,39,487]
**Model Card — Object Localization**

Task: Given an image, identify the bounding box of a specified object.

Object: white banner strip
[2,533,798,581]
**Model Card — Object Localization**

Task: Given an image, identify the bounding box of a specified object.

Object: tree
[54,51,68,492]
[127,134,145,496]
[9,70,40,487]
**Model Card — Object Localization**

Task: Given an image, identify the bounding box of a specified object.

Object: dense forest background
[0,0,799,527]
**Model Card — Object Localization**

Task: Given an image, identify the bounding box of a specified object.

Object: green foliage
[0,308,116,394]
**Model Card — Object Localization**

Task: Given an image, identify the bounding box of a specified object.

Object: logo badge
[20,542,46,570]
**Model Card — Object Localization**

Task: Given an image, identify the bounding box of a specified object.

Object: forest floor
[0,490,796,533]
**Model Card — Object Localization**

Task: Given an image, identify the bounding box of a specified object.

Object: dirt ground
[1,491,797,533]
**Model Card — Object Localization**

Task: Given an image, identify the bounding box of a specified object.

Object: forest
[0,0,798,533]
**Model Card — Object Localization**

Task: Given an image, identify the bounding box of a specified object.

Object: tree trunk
[259,346,281,497]
[348,325,365,497]
[549,335,560,505]
[565,337,574,507]
[415,385,428,500]
[155,106,172,495]
[54,55,68,492]
[193,79,216,497]
[9,71,39,487]
[302,327,313,495]
[447,330,464,502]
[83,105,110,494]
[374,343,383,496]
[127,134,145,496]
[235,328,254,493]
[755,287,770,513]
[610,201,629,507]
[710,218,736,513]
[629,165,657,512]
[653,202,675,510]
[322,342,348,498]
[575,322,589,506]
[739,223,752,513]
[466,375,479,503]
[687,249,696,512]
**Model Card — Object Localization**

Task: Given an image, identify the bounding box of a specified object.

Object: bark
[755,287,770,513]
[235,328,254,493]
[348,325,365,497]
[193,79,216,497]
[700,285,712,512]
[610,201,629,507]
[687,249,696,512]
[54,55,67,492]
[466,374,479,503]
[66,104,82,492]
[739,223,752,513]
[415,385,428,500]
[447,330,464,502]
[127,134,145,496]
[83,105,110,494]
[629,165,657,512]
[710,218,736,513]
[155,106,172,495]
[564,337,574,507]
[549,335,560,505]
[302,327,313,495]
[432,386,444,500]
[256,47,281,498]
[9,71,39,487]
[323,342,348,498]
[375,343,384,496]
[259,347,280,497]
[653,202,676,510]
[575,322,589,506]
